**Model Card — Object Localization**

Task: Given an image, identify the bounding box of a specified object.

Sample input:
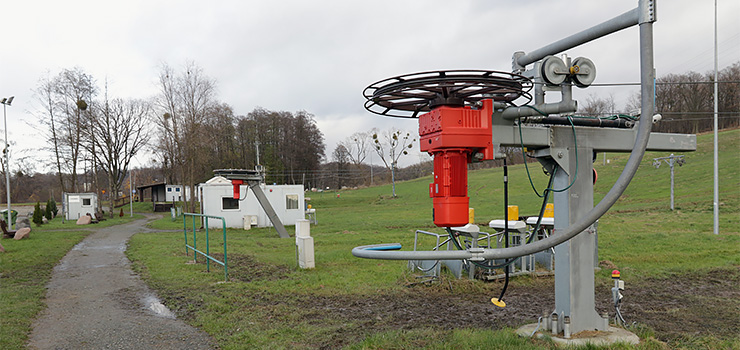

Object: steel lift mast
[214,168,291,239]
[353,0,696,334]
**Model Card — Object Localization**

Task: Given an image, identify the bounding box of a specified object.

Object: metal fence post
[205,217,210,272]
[182,213,229,281]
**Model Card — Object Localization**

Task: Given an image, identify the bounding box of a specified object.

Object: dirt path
[28,214,217,350]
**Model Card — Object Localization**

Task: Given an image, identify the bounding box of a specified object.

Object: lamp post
[1,96,14,229]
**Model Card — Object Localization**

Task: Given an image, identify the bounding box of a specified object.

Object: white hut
[63,192,98,220]
[199,176,305,229]
[165,185,191,202]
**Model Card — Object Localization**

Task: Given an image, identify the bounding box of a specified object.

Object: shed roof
[203,176,232,185]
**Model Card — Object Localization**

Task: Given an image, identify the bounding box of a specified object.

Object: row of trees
[653,62,739,133]
[151,63,326,211]
[32,68,148,217]
[580,62,740,134]
[17,63,327,212]
[9,62,736,205]
[330,129,416,196]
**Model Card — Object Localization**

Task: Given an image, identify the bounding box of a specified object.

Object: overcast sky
[2,0,738,172]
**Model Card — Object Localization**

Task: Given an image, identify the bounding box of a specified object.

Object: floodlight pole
[1,96,13,229]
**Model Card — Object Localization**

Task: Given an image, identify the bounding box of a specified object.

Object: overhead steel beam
[492,124,696,152]
[513,9,640,70]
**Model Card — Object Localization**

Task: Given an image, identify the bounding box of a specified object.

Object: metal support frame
[214,169,290,239]
[354,0,698,336]
[247,181,290,238]
[546,128,605,332]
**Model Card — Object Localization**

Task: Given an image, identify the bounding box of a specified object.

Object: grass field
[124,128,739,349]
[0,213,143,349]
[2,129,736,349]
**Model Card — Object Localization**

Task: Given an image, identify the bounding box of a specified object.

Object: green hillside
[126,128,739,349]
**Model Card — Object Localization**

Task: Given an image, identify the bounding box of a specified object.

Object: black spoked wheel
[363,70,532,118]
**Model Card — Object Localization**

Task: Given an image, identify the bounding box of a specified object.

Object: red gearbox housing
[419,99,494,227]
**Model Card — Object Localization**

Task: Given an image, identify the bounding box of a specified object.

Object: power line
[660,112,739,116]
[583,80,740,87]
[660,116,739,122]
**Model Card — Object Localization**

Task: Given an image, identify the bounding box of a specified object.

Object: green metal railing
[183,213,228,281]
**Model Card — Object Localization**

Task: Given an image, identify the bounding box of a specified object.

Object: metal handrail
[183,213,228,281]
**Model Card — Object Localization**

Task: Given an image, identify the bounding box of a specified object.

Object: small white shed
[63,192,98,220]
[200,176,305,229]
[165,185,191,202]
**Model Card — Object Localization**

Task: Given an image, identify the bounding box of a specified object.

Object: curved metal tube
[353,20,655,262]
[515,8,639,68]
[353,244,473,260]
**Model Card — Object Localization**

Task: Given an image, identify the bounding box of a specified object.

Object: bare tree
[624,91,642,115]
[372,128,415,197]
[580,93,616,116]
[340,130,374,166]
[88,89,150,217]
[332,144,350,189]
[339,130,375,186]
[153,64,182,187]
[55,68,97,192]
[33,73,66,193]
[32,68,97,193]
[153,62,216,212]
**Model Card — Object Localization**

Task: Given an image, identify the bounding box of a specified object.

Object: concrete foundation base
[516,323,639,347]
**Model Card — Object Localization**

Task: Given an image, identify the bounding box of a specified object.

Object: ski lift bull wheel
[363,70,533,118]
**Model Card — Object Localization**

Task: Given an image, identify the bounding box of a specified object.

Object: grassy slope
[126,129,739,349]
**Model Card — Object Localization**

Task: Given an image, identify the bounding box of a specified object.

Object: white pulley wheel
[572,57,596,88]
[540,56,567,85]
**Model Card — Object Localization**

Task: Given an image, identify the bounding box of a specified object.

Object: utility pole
[2,96,14,229]
[255,140,261,167]
[129,170,134,217]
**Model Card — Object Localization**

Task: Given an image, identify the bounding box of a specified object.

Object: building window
[176,188,181,192]
[222,197,239,210]
[286,194,299,210]
[167,188,172,192]
[82,198,91,206]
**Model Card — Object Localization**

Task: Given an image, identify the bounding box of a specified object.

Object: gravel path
[28,214,217,350]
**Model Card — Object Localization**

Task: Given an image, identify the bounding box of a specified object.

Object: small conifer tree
[45,199,54,221]
[49,198,58,217]
[32,202,44,226]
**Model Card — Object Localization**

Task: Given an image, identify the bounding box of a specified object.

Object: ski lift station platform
[199,176,305,229]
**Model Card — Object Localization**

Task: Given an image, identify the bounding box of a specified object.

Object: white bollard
[563,316,571,339]
[551,313,559,335]
[295,219,315,269]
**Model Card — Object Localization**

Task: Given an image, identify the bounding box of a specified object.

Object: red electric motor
[363,70,531,228]
[419,99,494,227]
[231,179,244,199]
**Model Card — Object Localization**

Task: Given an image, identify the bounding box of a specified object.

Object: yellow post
[544,203,554,218]
[507,205,519,221]
[468,208,475,224]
